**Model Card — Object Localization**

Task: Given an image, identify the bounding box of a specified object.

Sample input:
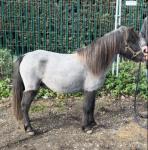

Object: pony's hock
[12,26,145,135]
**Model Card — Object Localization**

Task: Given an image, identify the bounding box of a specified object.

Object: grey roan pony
[12,26,145,135]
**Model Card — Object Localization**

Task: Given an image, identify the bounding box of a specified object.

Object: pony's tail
[12,56,24,121]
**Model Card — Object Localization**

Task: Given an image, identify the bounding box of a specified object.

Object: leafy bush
[36,88,57,99]
[0,78,11,99]
[102,61,147,99]
[0,49,12,79]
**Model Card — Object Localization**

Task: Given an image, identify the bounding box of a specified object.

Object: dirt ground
[0,96,147,150]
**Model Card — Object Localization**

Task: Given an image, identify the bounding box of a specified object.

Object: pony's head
[119,26,145,62]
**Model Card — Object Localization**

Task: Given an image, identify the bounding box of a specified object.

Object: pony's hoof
[82,122,97,132]
[82,126,93,134]
[82,128,93,134]
[90,121,97,128]
[27,131,35,136]
[86,129,93,134]
[25,127,35,136]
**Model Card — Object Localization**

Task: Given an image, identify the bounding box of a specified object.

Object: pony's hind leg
[21,90,37,135]
[82,91,97,132]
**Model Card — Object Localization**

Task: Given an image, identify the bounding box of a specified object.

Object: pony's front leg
[82,91,97,131]
[21,90,37,135]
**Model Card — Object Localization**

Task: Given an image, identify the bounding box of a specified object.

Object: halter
[125,42,142,59]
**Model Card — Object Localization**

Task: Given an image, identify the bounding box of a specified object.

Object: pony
[12,26,146,135]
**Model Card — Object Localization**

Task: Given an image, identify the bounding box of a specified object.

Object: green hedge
[0,78,11,99]
[0,49,13,79]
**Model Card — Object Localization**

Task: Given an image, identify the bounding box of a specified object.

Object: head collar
[125,42,142,59]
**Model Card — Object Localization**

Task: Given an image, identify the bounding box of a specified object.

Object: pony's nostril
[142,48,147,53]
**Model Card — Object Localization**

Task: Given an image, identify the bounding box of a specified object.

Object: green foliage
[36,88,57,99]
[0,49,12,79]
[0,78,11,99]
[102,61,147,99]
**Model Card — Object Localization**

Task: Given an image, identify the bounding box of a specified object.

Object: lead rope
[134,62,148,129]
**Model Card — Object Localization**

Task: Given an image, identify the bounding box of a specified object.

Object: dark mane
[77,27,125,75]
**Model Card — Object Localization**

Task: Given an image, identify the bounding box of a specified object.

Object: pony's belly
[42,75,84,93]
[42,76,84,93]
